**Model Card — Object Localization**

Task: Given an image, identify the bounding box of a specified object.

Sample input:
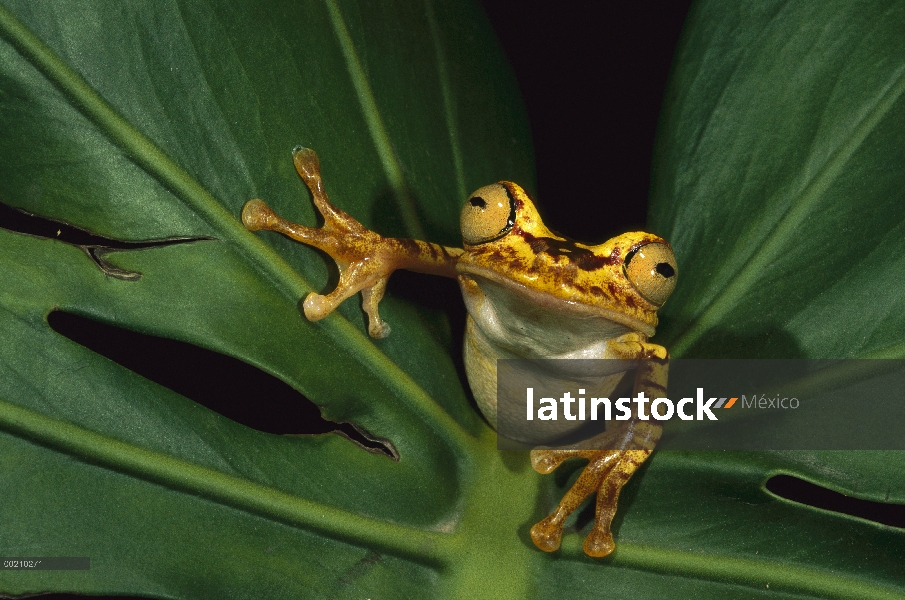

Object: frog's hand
[530,335,668,557]
[242,147,462,338]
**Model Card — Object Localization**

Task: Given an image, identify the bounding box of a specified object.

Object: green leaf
[0,1,903,599]
[645,0,905,595]
[651,0,905,361]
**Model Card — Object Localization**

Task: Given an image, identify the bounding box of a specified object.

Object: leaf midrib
[0,2,475,456]
[0,397,455,566]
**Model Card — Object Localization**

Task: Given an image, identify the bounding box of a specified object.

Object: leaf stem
[0,398,457,566]
[0,3,477,458]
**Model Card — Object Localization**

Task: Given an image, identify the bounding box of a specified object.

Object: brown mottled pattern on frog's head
[458,181,671,330]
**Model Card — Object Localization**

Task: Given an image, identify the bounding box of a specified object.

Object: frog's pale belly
[460,274,638,442]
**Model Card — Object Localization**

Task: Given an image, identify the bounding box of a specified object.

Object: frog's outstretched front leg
[530,334,668,557]
[242,147,462,338]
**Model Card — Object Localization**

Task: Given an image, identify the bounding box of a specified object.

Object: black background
[477,0,694,242]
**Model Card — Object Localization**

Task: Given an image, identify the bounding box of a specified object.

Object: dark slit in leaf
[47,311,397,459]
[766,474,905,528]
[0,199,215,280]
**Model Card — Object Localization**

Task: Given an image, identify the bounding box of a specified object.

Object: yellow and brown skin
[242,147,677,558]
[457,181,671,334]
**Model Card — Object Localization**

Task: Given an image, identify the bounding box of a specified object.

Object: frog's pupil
[469,197,487,209]
[655,262,675,278]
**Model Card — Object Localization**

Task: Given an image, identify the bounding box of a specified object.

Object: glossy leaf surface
[0,1,903,598]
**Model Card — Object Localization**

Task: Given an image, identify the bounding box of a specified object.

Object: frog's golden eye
[460,184,515,245]
[623,242,678,305]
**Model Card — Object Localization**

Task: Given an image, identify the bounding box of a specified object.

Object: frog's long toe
[361,278,391,338]
[241,199,280,231]
[301,293,333,321]
[530,515,565,552]
[583,527,615,558]
[530,448,592,474]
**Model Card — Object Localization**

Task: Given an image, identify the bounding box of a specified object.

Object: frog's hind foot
[529,420,660,557]
[529,448,622,555]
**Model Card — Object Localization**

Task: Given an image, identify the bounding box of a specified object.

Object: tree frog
[242,147,677,558]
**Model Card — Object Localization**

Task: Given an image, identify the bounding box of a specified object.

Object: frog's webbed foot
[242,147,460,338]
[531,340,667,557]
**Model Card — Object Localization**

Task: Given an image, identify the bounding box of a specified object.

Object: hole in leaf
[47,311,396,459]
[0,200,214,280]
[766,474,905,528]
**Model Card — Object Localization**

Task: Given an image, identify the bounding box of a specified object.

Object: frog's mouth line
[455,263,657,338]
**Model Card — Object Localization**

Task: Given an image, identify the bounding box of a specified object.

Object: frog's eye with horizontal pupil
[460,184,516,245]
[623,242,678,305]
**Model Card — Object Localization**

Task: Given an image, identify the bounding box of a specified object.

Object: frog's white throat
[458,272,651,438]
[457,267,655,342]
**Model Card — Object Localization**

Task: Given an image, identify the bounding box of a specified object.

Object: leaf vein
[323,0,425,239]
[0,397,454,565]
[425,0,466,203]
[0,2,476,458]
[672,59,905,356]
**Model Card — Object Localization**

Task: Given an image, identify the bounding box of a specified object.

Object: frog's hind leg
[530,337,667,557]
[529,447,621,552]
[530,420,660,557]
[585,441,658,557]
